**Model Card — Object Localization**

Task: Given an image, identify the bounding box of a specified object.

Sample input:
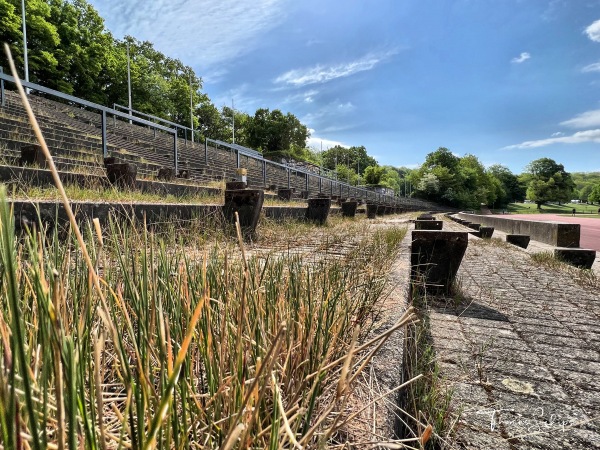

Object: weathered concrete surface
[8,199,341,228]
[430,219,600,449]
[458,212,580,248]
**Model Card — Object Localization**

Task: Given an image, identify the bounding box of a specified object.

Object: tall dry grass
[0,195,416,449]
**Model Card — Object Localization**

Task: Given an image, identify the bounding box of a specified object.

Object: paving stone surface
[430,219,600,449]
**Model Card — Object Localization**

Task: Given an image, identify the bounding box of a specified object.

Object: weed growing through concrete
[399,287,458,449]
[531,251,599,289]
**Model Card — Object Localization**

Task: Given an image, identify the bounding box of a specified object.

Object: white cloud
[511,52,531,64]
[503,129,600,149]
[582,62,600,73]
[274,49,399,87]
[281,89,320,105]
[551,132,565,137]
[87,0,288,69]
[560,109,600,128]
[307,134,346,151]
[585,19,600,42]
[301,100,357,126]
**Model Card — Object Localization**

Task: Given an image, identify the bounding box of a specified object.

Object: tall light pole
[127,40,132,123]
[21,0,29,93]
[231,99,235,144]
[189,72,194,143]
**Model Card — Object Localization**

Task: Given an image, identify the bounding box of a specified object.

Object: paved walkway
[429,221,600,448]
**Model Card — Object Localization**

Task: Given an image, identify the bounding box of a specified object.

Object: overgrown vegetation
[400,288,457,449]
[0,185,422,448]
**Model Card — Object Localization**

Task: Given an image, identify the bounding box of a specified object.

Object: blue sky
[88,0,600,174]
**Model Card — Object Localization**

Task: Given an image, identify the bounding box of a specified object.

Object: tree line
[406,148,600,209]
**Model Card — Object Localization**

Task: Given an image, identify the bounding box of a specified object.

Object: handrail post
[305,172,309,193]
[174,133,178,174]
[205,139,208,164]
[0,66,5,107]
[287,168,290,189]
[236,149,240,168]
[263,160,267,187]
[319,176,322,193]
[101,110,108,158]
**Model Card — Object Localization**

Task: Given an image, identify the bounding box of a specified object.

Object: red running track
[492,214,600,251]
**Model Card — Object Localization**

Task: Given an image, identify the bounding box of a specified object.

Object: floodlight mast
[21,0,29,94]
[127,40,132,124]
[232,99,235,144]
[190,72,194,143]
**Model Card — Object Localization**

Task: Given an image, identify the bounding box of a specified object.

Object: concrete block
[223,189,264,237]
[366,204,377,219]
[411,231,469,294]
[415,220,443,230]
[157,167,175,181]
[458,213,580,247]
[468,223,481,230]
[106,163,137,188]
[479,226,494,238]
[417,214,435,220]
[277,188,293,201]
[554,248,596,269]
[225,181,247,190]
[506,234,530,249]
[20,145,46,167]
[306,197,331,225]
[341,200,358,217]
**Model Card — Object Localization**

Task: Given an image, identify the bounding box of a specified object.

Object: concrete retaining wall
[9,200,342,229]
[457,212,580,247]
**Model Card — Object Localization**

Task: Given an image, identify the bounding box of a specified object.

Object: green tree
[0,0,60,83]
[417,173,440,197]
[321,145,377,175]
[246,108,309,157]
[363,165,386,185]
[588,184,600,204]
[578,185,593,203]
[524,158,575,208]
[380,166,401,194]
[488,164,525,205]
[335,164,360,185]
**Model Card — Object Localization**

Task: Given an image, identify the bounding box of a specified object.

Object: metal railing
[0,69,428,206]
[206,139,403,204]
[113,103,197,145]
[0,69,180,172]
